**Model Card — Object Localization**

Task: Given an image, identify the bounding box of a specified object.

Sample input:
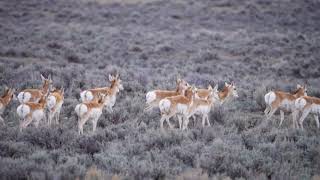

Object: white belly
[0,103,4,114]
[56,102,63,110]
[88,108,102,119]
[195,105,210,115]
[176,104,188,114]
[106,95,116,108]
[310,104,320,114]
[280,99,294,111]
[32,110,45,121]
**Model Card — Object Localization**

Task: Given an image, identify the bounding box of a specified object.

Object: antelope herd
[0,73,319,135]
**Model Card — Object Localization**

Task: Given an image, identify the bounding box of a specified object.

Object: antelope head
[41,74,53,94]
[2,87,16,104]
[109,73,124,92]
[208,84,219,102]
[176,77,189,94]
[185,85,197,99]
[225,82,239,98]
[295,84,307,96]
[51,86,65,96]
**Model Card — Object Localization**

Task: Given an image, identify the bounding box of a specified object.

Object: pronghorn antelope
[159,86,197,130]
[264,84,307,127]
[0,88,16,124]
[47,87,64,125]
[186,85,219,127]
[145,78,189,111]
[197,82,239,104]
[80,74,123,112]
[75,93,109,135]
[17,94,48,131]
[18,74,52,103]
[186,82,238,127]
[294,96,320,129]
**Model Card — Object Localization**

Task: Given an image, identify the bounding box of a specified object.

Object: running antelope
[17,94,48,131]
[294,96,320,129]
[145,78,189,111]
[159,86,196,130]
[264,84,307,127]
[186,85,219,127]
[75,94,109,135]
[0,88,16,124]
[18,74,52,103]
[197,82,239,104]
[47,87,64,125]
[80,74,123,112]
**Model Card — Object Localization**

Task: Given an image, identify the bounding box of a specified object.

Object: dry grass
[0,0,320,179]
[80,0,161,5]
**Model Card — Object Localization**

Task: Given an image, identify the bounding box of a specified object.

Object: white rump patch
[47,95,57,109]
[146,91,156,104]
[75,104,88,117]
[17,104,30,119]
[18,92,32,104]
[264,91,276,105]
[80,91,94,102]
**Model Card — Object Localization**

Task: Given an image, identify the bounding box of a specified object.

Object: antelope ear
[109,74,114,81]
[176,78,181,84]
[214,84,218,91]
[193,87,198,93]
[48,74,52,80]
[12,91,17,100]
[41,74,46,82]
[231,82,235,86]
[225,82,229,87]
[208,85,213,90]
[297,84,302,89]
[61,87,65,95]
[176,73,181,81]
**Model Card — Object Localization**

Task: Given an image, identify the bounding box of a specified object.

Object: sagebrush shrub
[0,0,320,179]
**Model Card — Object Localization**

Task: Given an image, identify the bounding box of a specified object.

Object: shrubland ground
[0,0,320,179]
